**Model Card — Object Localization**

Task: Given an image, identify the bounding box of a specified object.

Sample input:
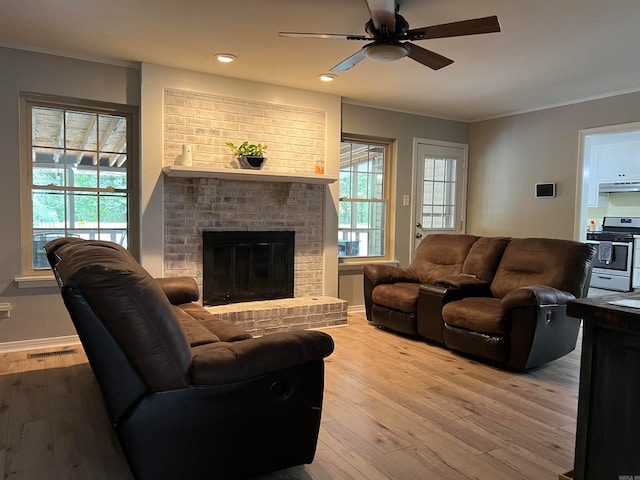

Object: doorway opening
[576,122,640,242]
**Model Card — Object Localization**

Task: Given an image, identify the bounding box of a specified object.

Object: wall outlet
[403,194,410,206]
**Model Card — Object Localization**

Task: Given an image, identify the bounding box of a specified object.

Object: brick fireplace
[163,176,347,334]
[164,177,324,297]
[160,88,347,334]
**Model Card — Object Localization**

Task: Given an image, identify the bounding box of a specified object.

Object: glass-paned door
[413,141,468,252]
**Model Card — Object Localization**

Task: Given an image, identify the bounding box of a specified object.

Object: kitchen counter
[567,291,640,333]
[567,292,640,479]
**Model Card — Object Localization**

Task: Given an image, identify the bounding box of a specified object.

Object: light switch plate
[0,303,12,318]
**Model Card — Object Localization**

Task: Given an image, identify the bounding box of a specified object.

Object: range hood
[598,181,640,193]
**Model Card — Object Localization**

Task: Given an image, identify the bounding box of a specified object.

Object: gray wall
[0,47,140,344]
[338,104,469,309]
[468,92,640,239]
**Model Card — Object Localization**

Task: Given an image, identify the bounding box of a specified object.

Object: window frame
[19,92,140,276]
[338,135,394,263]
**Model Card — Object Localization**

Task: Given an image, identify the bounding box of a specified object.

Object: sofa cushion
[442,297,508,335]
[411,234,479,284]
[50,240,193,391]
[190,330,335,386]
[490,238,596,299]
[461,236,511,283]
[372,282,420,313]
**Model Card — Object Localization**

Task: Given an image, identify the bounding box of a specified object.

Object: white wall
[0,47,140,345]
[468,93,640,239]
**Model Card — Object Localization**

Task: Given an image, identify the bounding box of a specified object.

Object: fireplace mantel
[163,165,337,185]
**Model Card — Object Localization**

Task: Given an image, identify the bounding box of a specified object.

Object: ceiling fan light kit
[278,0,500,72]
[365,43,408,62]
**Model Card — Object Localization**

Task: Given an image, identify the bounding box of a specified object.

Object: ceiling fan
[278,0,500,71]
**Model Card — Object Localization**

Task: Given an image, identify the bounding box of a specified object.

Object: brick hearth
[206,296,348,336]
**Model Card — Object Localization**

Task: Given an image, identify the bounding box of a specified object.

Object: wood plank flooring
[0,312,579,479]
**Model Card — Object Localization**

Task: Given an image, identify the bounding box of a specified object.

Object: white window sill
[338,260,399,273]
[14,275,58,289]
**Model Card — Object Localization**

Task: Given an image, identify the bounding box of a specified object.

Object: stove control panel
[603,216,640,229]
[587,232,634,242]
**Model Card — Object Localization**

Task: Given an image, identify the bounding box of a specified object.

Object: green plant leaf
[225,141,267,157]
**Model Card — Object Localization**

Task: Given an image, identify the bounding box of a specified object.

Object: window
[421,156,457,229]
[338,139,391,259]
[21,94,139,273]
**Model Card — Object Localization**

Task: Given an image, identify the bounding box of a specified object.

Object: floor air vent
[27,348,77,359]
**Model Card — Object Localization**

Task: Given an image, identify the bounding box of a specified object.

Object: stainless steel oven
[587,240,633,291]
[586,216,640,292]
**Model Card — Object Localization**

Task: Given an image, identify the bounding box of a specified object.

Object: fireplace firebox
[203,231,295,306]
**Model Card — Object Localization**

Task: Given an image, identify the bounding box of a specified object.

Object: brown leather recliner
[441,238,595,370]
[45,237,334,480]
[362,234,480,335]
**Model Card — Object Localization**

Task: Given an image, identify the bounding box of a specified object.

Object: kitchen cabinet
[586,148,608,207]
[595,143,640,183]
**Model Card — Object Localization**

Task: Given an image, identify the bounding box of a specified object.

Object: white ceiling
[2,0,640,122]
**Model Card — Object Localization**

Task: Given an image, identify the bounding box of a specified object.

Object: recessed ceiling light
[215,53,237,63]
[319,74,337,82]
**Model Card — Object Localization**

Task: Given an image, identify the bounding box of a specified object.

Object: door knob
[415,233,423,239]
[416,222,422,228]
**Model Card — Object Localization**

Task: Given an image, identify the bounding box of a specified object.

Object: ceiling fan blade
[365,0,396,32]
[408,15,500,40]
[330,48,369,71]
[278,32,368,41]
[405,43,454,70]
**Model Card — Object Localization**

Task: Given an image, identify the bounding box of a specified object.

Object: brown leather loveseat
[45,237,335,480]
[363,234,595,370]
[363,234,510,336]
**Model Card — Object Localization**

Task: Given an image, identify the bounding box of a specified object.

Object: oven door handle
[586,240,632,246]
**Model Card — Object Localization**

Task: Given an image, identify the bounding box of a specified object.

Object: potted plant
[225,141,268,169]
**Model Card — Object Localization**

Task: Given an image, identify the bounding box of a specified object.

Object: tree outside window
[28,103,131,269]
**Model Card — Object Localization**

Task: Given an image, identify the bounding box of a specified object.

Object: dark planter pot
[238,155,267,170]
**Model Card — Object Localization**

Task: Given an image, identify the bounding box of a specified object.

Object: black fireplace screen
[202,231,295,306]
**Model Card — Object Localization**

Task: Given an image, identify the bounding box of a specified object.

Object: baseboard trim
[0,335,81,353]
[347,305,365,313]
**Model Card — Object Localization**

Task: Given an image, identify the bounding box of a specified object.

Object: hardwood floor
[0,312,579,479]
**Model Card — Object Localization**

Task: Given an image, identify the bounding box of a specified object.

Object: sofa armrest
[362,264,418,286]
[155,276,200,305]
[190,330,334,386]
[433,274,490,290]
[501,285,576,311]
